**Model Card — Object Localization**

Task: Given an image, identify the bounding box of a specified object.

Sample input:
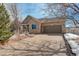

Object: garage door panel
[43,25,62,33]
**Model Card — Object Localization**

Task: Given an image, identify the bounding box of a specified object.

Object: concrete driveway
[0,34,67,56]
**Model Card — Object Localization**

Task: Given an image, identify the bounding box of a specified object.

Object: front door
[27,25,29,32]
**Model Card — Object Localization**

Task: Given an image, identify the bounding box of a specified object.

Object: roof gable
[22,15,66,24]
[22,15,41,24]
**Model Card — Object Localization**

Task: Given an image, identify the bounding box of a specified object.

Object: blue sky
[5,3,79,27]
[17,3,68,20]
[6,3,79,21]
[18,3,79,26]
[17,3,46,20]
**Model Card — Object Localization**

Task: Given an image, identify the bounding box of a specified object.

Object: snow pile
[68,40,78,49]
[64,33,79,56]
[65,33,79,40]
[72,48,79,55]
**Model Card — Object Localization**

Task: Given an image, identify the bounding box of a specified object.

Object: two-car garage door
[43,25,62,33]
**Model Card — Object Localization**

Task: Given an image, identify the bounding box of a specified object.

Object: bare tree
[5,3,22,40]
[42,3,79,28]
[6,3,21,34]
[63,3,79,27]
[42,3,66,18]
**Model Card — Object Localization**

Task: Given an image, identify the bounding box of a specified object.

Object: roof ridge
[22,15,41,24]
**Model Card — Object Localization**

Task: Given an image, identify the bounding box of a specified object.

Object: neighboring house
[21,15,66,34]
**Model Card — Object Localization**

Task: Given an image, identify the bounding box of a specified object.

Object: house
[21,15,66,34]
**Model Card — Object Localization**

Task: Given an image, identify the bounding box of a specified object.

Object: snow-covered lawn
[64,33,79,56]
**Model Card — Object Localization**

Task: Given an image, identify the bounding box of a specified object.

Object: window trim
[32,24,37,29]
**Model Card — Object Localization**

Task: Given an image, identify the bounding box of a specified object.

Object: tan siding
[26,19,41,33]
[24,18,65,33]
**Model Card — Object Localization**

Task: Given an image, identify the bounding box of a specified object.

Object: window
[32,24,37,29]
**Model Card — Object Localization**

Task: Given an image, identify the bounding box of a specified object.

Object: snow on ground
[64,33,79,55]
[65,33,79,40]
